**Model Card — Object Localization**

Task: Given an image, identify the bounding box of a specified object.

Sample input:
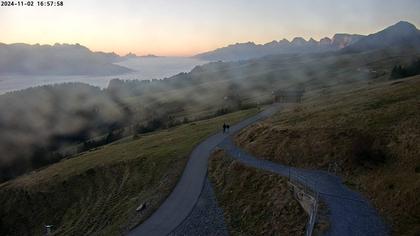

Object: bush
[390,59,420,80]
[352,134,387,166]
[215,108,231,116]
[133,117,167,135]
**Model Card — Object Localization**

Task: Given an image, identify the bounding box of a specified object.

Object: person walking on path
[226,124,230,133]
[222,123,227,133]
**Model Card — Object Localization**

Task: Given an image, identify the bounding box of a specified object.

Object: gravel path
[169,178,228,236]
[219,138,389,236]
[128,104,388,236]
[128,105,281,236]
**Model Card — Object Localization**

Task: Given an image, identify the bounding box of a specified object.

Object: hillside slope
[235,76,420,235]
[0,109,256,236]
[208,150,308,236]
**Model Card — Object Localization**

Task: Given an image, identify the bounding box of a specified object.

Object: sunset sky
[1,0,420,56]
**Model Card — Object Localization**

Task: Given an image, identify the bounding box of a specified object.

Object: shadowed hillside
[208,150,308,236]
[0,109,256,235]
[235,76,420,235]
[1,44,419,183]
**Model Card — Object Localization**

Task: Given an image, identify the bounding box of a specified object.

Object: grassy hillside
[235,76,420,235]
[2,48,419,182]
[208,150,307,236]
[0,108,257,236]
[0,48,418,235]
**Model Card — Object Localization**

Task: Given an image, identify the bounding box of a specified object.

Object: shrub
[390,59,420,80]
[215,108,230,116]
[352,134,387,166]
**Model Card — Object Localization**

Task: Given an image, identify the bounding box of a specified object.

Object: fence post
[45,225,53,235]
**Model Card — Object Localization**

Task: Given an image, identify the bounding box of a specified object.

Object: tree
[390,59,420,80]
[391,65,405,79]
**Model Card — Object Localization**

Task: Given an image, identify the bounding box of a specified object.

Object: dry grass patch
[208,149,307,236]
[235,76,420,235]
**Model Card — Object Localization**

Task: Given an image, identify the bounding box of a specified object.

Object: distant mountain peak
[279,39,290,44]
[140,54,159,58]
[194,21,419,61]
[308,38,318,44]
[0,42,131,76]
[291,37,307,45]
[319,37,333,45]
[125,52,137,57]
[343,21,420,52]
[383,21,418,35]
[264,40,278,46]
[332,34,364,49]
[244,41,256,46]
[394,21,417,29]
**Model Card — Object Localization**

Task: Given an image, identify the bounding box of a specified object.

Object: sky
[1,0,420,56]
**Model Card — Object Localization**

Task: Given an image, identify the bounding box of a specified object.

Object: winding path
[128,105,281,236]
[219,138,388,236]
[128,104,388,236]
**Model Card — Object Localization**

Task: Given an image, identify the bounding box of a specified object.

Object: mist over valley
[0,5,420,234]
[0,54,208,94]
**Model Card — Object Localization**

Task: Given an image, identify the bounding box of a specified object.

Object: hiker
[226,124,230,133]
[223,123,226,133]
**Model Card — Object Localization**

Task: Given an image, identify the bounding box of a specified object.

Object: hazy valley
[0,18,420,236]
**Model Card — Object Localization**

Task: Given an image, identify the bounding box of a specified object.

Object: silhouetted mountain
[121,53,161,60]
[343,21,420,53]
[195,34,364,61]
[0,43,133,76]
[140,54,160,58]
[123,52,138,59]
[195,22,420,61]
[332,34,365,49]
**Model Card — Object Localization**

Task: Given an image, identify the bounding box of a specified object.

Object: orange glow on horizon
[1,0,419,57]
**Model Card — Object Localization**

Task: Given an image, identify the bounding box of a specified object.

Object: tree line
[391,59,420,79]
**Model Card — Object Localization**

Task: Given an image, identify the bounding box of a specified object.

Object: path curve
[128,105,281,236]
[129,104,388,236]
[219,139,389,236]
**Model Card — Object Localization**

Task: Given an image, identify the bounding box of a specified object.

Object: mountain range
[0,43,132,76]
[195,21,420,61]
[344,21,420,52]
[0,21,419,75]
[195,34,363,61]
